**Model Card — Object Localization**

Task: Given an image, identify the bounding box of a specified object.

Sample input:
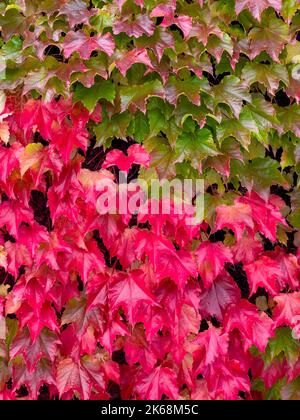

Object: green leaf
[0,35,23,62]
[94,109,131,146]
[248,13,290,62]
[281,0,300,23]
[217,115,256,150]
[174,96,209,127]
[242,62,288,94]
[119,80,164,113]
[266,327,300,366]
[240,96,278,142]
[144,136,178,179]
[147,108,166,137]
[277,104,300,137]
[127,111,149,143]
[217,96,277,149]
[165,75,209,106]
[266,378,286,401]
[73,79,116,112]
[176,128,220,171]
[281,376,300,400]
[231,157,288,192]
[162,116,182,148]
[212,75,251,118]
[288,208,300,229]
[0,9,26,40]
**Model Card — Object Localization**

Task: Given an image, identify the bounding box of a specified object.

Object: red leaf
[19,99,56,142]
[108,227,138,268]
[214,202,254,240]
[224,300,275,352]
[109,270,158,324]
[244,255,282,296]
[115,48,154,76]
[193,324,229,368]
[136,231,197,289]
[18,302,59,343]
[62,31,115,59]
[10,328,61,373]
[232,235,263,264]
[203,358,250,400]
[195,242,233,289]
[273,292,300,328]
[66,239,105,284]
[102,144,150,172]
[0,200,34,240]
[268,248,300,291]
[235,0,282,21]
[56,356,106,400]
[12,359,56,400]
[0,143,22,185]
[59,0,97,27]
[136,366,178,400]
[237,192,287,242]
[198,272,241,321]
[113,14,155,38]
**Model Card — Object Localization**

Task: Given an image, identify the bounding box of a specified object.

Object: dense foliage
[0,0,300,400]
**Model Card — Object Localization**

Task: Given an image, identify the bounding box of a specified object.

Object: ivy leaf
[12,359,56,400]
[244,255,282,296]
[217,114,257,150]
[198,273,241,321]
[62,31,115,59]
[232,235,264,264]
[242,62,288,94]
[212,75,251,118]
[147,108,166,137]
[137,27,175,62]
[119,80,165,113]
[94,111,131,146]
[115,48,154,76]
[0,201,34,240]
[195,242,234,289]
[73,79,116,112]
[281,0,300,22]
[231,157,288,193]
[10,328,61,373]
[214,202,254,240]
[237,192,288,242]
[240,96,278,141]
[273,292,300,328]
[113,13,155,38]
[266,327,300,365]
[57,356,106,400]
[248,14,290,62]
[109,270,158,324]
[193,324,229,367]
[281,377,300,400]
[136,366,178,400]
[102,144,150,172]
[0,143,22,184]
[277,104,300,137]
[18,302,59,343]
[59,0,97,27]
[144,136,178,178]
[235,0,282,21]
[0,9,26,41]
[176,128,220,171]
[20,143,63,186]
[136,231,197,289]
[224,300,275,352]
[165,76,208,106]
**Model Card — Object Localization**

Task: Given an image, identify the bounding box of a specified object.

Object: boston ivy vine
[0,0,299,400]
